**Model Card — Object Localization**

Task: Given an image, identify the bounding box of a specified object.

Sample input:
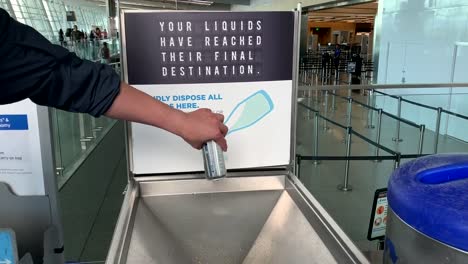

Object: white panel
[0,100,45,195]
[132,81,292,174]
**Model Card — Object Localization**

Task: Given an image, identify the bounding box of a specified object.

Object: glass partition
[296,84,468,253]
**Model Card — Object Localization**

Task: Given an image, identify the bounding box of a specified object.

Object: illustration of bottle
[224,90,274,135]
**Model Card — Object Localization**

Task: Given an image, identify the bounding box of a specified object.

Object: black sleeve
[0,8,121,117]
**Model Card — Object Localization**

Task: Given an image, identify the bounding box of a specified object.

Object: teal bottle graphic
[225,90,274,135]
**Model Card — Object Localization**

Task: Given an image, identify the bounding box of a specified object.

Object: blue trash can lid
[388,154,468,252]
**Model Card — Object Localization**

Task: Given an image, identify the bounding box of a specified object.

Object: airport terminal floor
[1,0,468,264]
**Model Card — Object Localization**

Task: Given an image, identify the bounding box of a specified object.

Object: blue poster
[0,115,28,131]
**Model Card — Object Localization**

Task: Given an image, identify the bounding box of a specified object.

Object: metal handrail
[299,83,468,91]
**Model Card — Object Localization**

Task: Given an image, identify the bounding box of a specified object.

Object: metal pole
[331,90,337,111]
[323,91,329,130]
[394,153,401,169]
[314,111,320,165]
[392,96,403,142]
[434,107,442,154]
[304,65,308,85]
[444,45,458,135]
[418,125,425,155]
[338,127,353,192]
[366,90,375,129]
[374,109,383,161]
[348,73,352,98]
[384,42,391,84]
[306,95,312,120]
[347,98,353,127]
[296,156,302,179]
[321,67,325,86]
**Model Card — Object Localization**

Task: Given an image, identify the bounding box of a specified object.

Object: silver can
[202,141,227,180]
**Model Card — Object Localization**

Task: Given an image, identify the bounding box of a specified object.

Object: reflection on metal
[106,175,369,264]
[385,209,468,263]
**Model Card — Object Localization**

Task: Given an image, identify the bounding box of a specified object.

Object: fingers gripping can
[202,141,227,180]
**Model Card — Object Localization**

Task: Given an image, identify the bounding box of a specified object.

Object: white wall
[231,0,329,11]
[375,0,468,141]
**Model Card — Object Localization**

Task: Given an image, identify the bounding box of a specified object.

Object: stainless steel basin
[106,174,368,264]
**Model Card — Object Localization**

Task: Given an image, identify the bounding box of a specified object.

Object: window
[0,0,14,16]
[3,0,108,42]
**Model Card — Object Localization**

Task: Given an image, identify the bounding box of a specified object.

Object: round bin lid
[388,154,468,252]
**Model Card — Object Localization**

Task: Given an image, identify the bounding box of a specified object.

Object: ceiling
[308,1,378,24]
[87,0,249,10]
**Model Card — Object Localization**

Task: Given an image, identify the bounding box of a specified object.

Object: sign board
[367,188,388,240]
[122,11,296,174]
[0,229,18,264]
[0,100,45,195]
[66,11,76,22]
[347,61,356,73]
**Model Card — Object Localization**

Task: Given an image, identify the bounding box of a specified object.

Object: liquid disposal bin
[385,154,468,263]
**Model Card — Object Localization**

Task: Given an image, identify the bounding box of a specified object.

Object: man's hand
[179,109,228,151]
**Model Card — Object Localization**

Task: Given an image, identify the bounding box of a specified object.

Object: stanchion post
[347,98,353,127]
[366,90,375,129]
[434,107,442,154]
[323,91,329,130]
[296,155,302,179]
[392,96,403,142]
[338,127,353,192]
[331,90,337,111]
[314,111,321,165]
[394,152,401,169]
[347,74,352,98]
[418,124,425,155]
[373,109,383,162]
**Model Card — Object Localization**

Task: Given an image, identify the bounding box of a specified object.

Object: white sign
[132,81,292,174]
[123,11,296,174]
[0,100,45,195]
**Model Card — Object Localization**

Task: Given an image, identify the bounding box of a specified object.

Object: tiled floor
[296,89,468,253]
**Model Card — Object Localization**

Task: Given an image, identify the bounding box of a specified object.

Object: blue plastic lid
[388,154,468,251]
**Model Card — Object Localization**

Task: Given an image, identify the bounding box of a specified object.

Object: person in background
[71,25,81,43]
[58,29,64,46]
[102,29,108,39]
[100,42,110,64]
[333,44,341,75]
[95,27,101,40]
[89,29,95,42]
[0,8,228,152]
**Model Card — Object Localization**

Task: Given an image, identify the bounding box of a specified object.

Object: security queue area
[0,0,468,263]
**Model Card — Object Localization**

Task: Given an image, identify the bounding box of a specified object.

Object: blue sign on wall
[0,115,28,131]
[0,230,15,264]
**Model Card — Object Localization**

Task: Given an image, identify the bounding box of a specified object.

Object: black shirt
[0,8,120,117]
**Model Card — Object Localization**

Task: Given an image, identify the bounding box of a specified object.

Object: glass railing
[52,40,121,188]
[296,82,468,257]
[55,37,120,62]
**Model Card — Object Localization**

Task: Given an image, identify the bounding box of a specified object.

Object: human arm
[105,83,228,150]
[0,8,227,150]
